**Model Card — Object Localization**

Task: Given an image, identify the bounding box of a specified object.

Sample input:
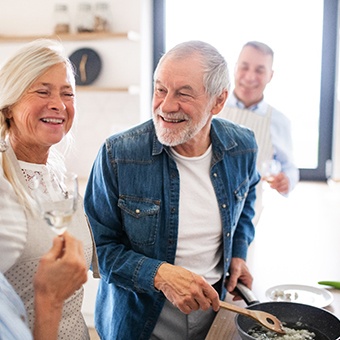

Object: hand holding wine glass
[261,159,282,184]
[32,172,78,235]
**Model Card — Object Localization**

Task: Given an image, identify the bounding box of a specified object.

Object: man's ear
[268,69,274,84]
[211,90,228,116]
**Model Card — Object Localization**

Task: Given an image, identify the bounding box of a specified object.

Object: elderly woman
[0,39,99,339]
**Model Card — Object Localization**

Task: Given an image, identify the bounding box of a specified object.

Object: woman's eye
[36,90,48,95]
[63,92,75,97]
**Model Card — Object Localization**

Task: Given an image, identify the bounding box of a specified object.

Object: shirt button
[135,209,140,214]
[226,232,230,237]
[213,173,218,177]
[222,204,227,208]
[225,258,229,263]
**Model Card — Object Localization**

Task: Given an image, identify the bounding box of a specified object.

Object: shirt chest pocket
[118,196,161,246]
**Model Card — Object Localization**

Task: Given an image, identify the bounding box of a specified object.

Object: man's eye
[178,92,192,99]
[155,87,166,95]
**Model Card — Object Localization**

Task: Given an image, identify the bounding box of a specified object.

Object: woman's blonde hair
[0,39,76,210]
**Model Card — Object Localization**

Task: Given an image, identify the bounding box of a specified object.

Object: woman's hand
[33,232,88,340]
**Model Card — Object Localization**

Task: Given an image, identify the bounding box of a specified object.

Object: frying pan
[234,283,340,340]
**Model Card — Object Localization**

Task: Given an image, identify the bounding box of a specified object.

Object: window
[153,0,338,180]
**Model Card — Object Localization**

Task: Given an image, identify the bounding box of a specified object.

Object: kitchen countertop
[206,183,340,339]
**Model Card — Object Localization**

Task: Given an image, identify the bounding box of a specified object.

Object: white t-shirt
[171,145,223,284]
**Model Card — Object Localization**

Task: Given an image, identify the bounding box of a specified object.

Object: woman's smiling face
[8,63,75,162]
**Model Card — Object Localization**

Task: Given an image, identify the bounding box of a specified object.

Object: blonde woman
[0,39,99,339]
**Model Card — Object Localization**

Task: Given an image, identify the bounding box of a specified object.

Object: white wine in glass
[33,172,78,235]
[261,159,281,183]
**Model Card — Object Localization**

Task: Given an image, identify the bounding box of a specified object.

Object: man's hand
[266,172,290,195]
[154,263,220,314]
[225,258,253,301]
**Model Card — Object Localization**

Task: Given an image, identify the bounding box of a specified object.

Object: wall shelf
[76,85,139,94]
[0,31,141,93]
[0,31,140,42]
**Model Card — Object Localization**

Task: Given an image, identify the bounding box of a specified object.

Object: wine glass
[261,159,282,183]
[32,172,78,235]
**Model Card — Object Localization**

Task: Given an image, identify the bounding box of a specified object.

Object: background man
[219,41,299,223]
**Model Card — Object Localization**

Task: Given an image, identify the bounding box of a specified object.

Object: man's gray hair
[243,41,274,58]
[154,40,230,98]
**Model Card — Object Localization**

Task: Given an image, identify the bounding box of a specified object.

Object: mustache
[155,109,189,122]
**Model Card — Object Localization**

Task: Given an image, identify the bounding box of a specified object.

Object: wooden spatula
[219,300,286,335]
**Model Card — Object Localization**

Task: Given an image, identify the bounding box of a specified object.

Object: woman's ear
[3,107,12,119]
[211,90,228,116]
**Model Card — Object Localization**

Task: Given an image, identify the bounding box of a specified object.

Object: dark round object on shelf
[69,48,102,86]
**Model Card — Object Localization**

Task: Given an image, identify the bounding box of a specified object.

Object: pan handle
[235,282,260,306]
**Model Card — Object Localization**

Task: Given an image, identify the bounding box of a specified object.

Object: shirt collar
[229,91,263,112]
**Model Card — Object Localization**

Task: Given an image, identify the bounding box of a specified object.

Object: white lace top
[0,161,63,272]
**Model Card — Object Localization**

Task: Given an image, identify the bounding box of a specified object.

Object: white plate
[265,284,333,308]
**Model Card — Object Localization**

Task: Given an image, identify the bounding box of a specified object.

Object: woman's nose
[48,95,66,111]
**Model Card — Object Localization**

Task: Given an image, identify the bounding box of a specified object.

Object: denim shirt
[84,117,260,340]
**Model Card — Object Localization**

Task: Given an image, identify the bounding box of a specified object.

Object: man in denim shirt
[85,40,260,340]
